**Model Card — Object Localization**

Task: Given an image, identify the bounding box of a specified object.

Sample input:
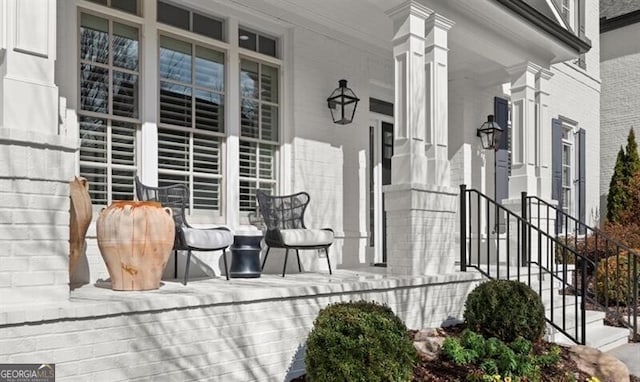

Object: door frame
[369,114,394,266]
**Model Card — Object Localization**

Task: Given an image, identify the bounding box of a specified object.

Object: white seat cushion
[183,228,234,250]
[280,229,333,247]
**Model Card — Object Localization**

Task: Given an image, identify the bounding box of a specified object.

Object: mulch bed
[292,324,640,381]
[411,324,591,382]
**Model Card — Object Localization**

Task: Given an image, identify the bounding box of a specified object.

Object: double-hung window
[158,35,225,213]
[78,12,140,206]
[239,58,279,212]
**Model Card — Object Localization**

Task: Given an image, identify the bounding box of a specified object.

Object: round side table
[230,233,263,278]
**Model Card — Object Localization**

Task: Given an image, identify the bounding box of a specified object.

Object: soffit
[207,0,582,84]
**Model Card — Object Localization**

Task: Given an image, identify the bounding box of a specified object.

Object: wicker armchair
[135,176,232,284]
[256,190,333,277]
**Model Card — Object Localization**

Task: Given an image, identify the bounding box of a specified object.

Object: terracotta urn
[97,201,175,291]
[69,177,92,278]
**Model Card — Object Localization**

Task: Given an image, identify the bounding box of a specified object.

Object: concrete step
[553,323,630,352]
[546,308,604,332]
[466,264,629,351]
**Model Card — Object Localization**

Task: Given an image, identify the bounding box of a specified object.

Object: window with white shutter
[78,13,140,206]
[158,35,225,212]
[239,58,279,212]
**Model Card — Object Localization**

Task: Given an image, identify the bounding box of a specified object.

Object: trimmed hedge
[305,300,417,382]
[464,280,546,342]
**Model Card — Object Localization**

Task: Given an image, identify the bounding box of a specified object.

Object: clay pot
[69,177,92,278]
[97,201,175,291]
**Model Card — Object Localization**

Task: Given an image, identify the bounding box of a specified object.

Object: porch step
[545,308,603,332]
[552,322,630,352]
[466,265,629,351]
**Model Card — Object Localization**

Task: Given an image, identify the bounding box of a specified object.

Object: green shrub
[305,300,417,382]
[464,280,546,342]
[441,330,562,381]
[595,253,640,305]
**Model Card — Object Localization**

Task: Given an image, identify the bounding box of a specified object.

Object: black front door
[381,122,393,263]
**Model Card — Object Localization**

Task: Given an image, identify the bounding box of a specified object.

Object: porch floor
[0,267,481,327]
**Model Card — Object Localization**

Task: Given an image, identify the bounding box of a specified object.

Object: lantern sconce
[477,114,504,150]
[327,79,360,125]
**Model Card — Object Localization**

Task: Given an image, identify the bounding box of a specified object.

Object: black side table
[230,233,263,278]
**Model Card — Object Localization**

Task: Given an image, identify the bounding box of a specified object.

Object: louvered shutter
[578,128,586,234]
[552,118,564,234]
[494,97,510,203]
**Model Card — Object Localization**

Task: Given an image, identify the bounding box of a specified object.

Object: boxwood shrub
[464,280,546,342]
[305,300,417,382]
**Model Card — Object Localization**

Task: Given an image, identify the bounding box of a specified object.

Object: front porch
[0,268,482,381]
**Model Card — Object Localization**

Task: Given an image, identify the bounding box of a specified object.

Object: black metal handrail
[525,194,639,339]
[460,185,592,345]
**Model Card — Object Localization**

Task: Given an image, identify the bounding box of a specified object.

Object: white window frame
[77,10,141,209]
[156,32,227,217]
[561,0,577,32]
[73,2,287,227]
[238,55,281,217]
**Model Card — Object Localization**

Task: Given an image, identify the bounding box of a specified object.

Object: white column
[507,62,539,198]
[536,68,554,199]
[0,0,73,305]
[140,0,159,186]
[425,13,454,187]
[383,2,458,276]
[386,1,430,186]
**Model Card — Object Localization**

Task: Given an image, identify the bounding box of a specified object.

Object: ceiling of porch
[222,0,581,87]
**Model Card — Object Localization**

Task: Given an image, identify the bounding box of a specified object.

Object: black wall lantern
[477,114,503,150]
[327,79,360,125]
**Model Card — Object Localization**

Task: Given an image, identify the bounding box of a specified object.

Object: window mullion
[106,120,113,205]
[190,44,196,211]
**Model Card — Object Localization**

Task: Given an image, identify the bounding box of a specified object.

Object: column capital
[425,12,455,32]
[535,68,553,96]
[506,61,542,77]
[385,1,433,21]
[536,67,554,81]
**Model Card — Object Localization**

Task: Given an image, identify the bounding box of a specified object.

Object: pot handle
[163,207,173,217]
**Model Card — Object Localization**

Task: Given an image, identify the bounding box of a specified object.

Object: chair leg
[283,248,289,277]
[325,248,332,275]
[222,248,230,280]
[184,250,192,285]
[295,249,302,272]
[261,247,271,270]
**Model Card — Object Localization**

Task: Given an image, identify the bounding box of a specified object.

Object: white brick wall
[600,22,640,221]
[0,274,482,381]
[290,26,393,269]
[0,142,76,305]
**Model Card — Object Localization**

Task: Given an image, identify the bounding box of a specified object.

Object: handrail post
[581,258,587,345]
[521,191,528,264]
[460,184,467,272]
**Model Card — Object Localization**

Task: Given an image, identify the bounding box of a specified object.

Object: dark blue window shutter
[578,128,586,234]
[552,118,563,234]
[494,97,509,203]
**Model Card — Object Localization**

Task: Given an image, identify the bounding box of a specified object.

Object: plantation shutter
[552,118,564,234]
[578,128,586,234]
[494,97,509,203]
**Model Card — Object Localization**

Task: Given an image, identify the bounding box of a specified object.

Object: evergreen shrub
[305,300,417,382]
[464,280,546,342]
